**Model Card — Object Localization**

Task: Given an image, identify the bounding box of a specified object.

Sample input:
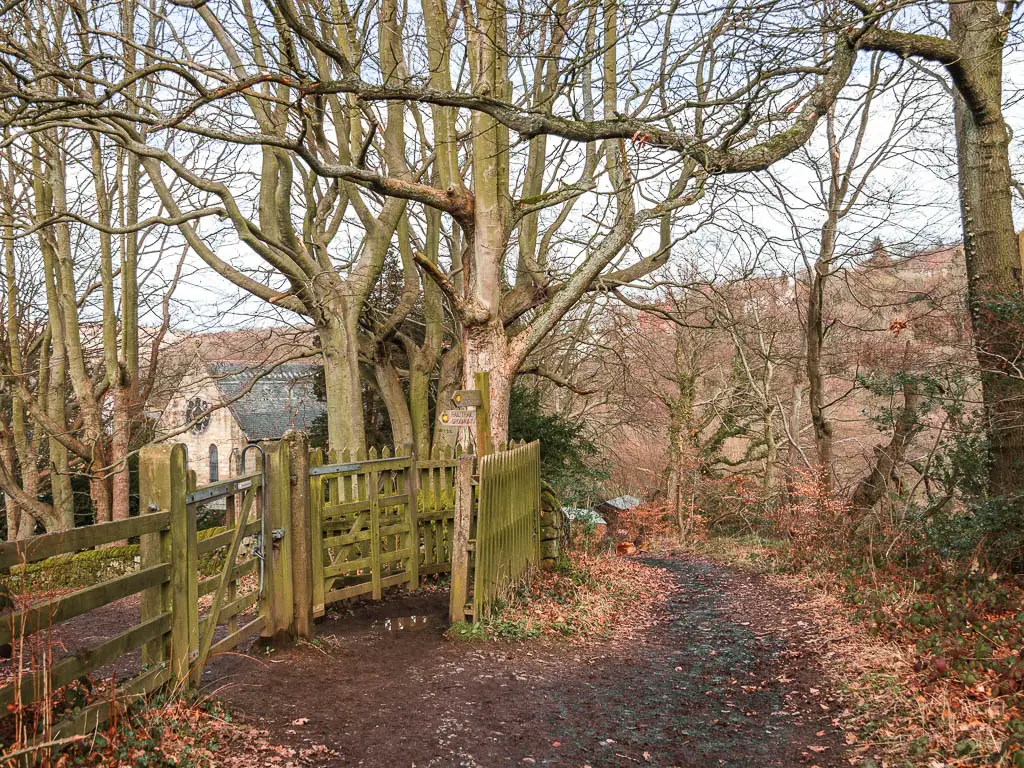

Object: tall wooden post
[262,440,295,645]
[449,453,475,623]
[286,432,314,640]
[139,444,192,683]
[403,442,420,590]
[474,371,492,457]
[309,448,326,619]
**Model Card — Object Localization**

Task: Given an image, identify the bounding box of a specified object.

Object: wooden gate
[415,446,462,575]
[471,440,542,618]
[185,463,266,679]
[308,447,420,616]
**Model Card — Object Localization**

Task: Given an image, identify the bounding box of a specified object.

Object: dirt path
[210,555,850,767]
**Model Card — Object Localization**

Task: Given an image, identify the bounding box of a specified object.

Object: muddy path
[210,556,850,767]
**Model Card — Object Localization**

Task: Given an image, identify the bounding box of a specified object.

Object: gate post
[403,442,420,590]
[448,453,475,623]
[139,444,192,683]
[262,439,295,644]
[286,431,315,640]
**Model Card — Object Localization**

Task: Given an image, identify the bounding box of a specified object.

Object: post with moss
[286,431,314,640]
[139,443,191,682]
[448,453,475,623]
[262,440,295,645]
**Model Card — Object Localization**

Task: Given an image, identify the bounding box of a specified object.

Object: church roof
[207,361,326,441]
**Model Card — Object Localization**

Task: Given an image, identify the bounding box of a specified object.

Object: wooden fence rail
[0,457,181,750]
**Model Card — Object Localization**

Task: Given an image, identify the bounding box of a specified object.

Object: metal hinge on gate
[271,528,286,542]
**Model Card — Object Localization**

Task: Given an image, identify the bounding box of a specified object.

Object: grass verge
[447,550,674,643]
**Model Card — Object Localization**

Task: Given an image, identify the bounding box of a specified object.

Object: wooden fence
[471,441,542,618]
[0,492,178,748]
[0,432,544,757]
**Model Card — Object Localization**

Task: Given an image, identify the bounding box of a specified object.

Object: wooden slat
[380,571,412,590]
[415,459,459,470]
[197,519,260,556]
[198,589,258,635]
[324,581,374,604]
[207,614,265,658]
[198,557,258,597]
[378,493,409,508]
[322,499,372,518]
[323,529,372,548]
[368,457,382,600]
[0,564,170,646]
[0,613,171,712]
[416,510,454,522]
[309,449,326,619]
[471,441,541,619]
[186,473,262,507]
[0,513,171,569]
[323,555,373,579]
[312,455,411,480]
[196,470,258,673]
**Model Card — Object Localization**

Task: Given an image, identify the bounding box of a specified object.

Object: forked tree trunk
[374,360,414,448]
[850,377,923,513]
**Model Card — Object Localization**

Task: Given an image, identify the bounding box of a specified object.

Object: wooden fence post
[403,442,420,590]
[368,449,383,601]
[474,371,492,457]
[309,449,326,619]
[262,440,295,645]
[449,453,475,623]
[286,431,314,640]
[139,444,191,683]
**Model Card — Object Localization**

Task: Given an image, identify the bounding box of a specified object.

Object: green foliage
[842,563,1024,703]
[446,620,488,642]
[926,493,1024,569]
[853,367,1024,571]
[508,383,606,505]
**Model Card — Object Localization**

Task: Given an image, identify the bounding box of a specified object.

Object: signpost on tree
[438,372,492,456]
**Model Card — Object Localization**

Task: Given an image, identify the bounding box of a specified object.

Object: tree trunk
[950,1,1024,496]
[850,377,923,513]
[462,321,513,448]
[110,385,132,520]
[783,364,804,509]
[408,349,434,458]
[432,346,463,454]
[806,223,836,491]
[374,359,414,448]
[319,312,366,455]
